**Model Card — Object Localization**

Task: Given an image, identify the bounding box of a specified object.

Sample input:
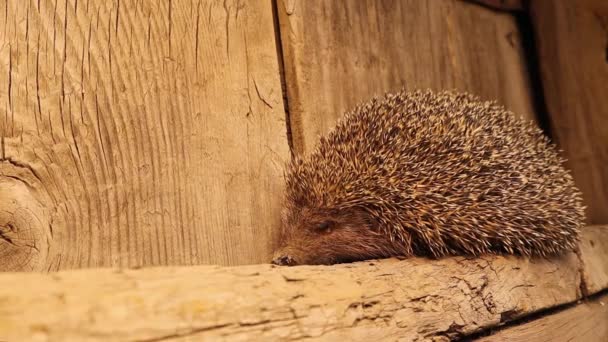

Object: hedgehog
[272,90,585,266]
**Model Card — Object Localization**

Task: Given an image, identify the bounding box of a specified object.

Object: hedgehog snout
[272,254,297,266]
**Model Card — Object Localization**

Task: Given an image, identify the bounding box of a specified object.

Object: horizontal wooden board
[579,226,608,295]
[0,254,580,341]
[530,0,608,224]
[278,0,537,154]
[0,0,290,270]
[478,293,608,342]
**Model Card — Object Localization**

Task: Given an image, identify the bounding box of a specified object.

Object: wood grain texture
[530,0,608,224]
[478,293,608,342]
[467,0,524,11]
[277,0,537,154]
[579,226,608,295]
[0,0,290,270]
[0,254,580,341]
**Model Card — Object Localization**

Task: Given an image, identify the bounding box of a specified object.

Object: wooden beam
[277,0,536,154]
[529,0,608,224]
[579,226,608,295]
[477,293,608,341]
[0,254,580,341]
[0,0,289,269]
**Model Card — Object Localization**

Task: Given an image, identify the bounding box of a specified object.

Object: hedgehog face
[272,207,399,266]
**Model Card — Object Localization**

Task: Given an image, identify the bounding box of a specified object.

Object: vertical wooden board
[0,0,290,270]
[277,0,537,154]
[530,0,608,224]
[579,226,608,295]
[467,0,524,11]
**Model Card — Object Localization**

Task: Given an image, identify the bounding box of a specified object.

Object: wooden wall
[0,0,289,270]
[0,0,606,271]
[278,0,536,154]
[530,0,608,224]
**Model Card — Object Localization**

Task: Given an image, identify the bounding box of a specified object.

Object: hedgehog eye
[317,221,334,234]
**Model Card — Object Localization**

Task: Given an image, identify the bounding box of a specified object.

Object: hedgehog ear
[352,207,380,231]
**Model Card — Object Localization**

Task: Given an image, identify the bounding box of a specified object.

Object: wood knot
[0,166,51,271]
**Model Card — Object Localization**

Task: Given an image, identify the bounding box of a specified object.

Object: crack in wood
[134,323,233,342]
[0,224,16,246]
[465,288,608,340]
[271,0,294,155]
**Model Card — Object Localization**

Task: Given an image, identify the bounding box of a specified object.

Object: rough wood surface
[0,0,289,270]
[277,0,536,154]
[478,293,608,342]
[530,0,608,224]
[467,0,524,11]
[0,254,580,341]
[579,226,608,295]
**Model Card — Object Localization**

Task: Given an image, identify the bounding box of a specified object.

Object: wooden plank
[529,0,608,224]
[579,226,608,295]
[277,0,537,154]
[467,0,524,11]
[477,293,608,342]
[0,0,290,270]
[0,254,581,341]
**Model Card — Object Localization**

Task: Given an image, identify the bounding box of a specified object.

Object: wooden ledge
[0,254,581,341]
[579,226,608,295]
[478,293,608,341]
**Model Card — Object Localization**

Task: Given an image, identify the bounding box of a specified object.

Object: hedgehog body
[273,90,585,266]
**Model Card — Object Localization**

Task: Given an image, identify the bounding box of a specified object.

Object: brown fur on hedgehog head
[273,199,403,265]
[272,90,585,266]
[273,155,408,266]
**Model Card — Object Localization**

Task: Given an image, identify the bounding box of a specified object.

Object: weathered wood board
[478,293,608,342]
[0,0,290,270]
[530,0,608,224]
[277,0,537,154]
[467,0,524,11]
[0,254,580,341]
[579,226,608,295]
